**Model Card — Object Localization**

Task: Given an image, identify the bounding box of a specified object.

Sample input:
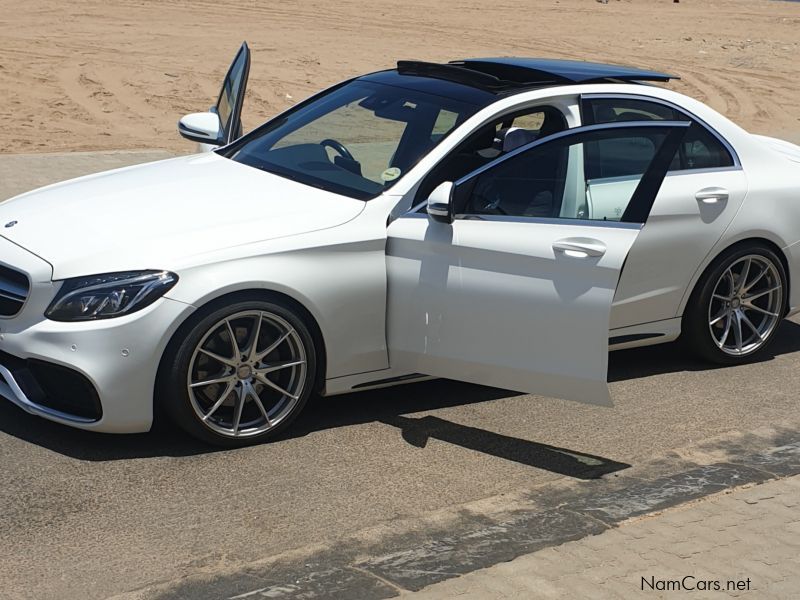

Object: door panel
[386,122,689,406]
[610,169,748,328]
[387,217,640,405]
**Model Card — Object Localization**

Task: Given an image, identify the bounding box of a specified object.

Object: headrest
[499,127,539,153]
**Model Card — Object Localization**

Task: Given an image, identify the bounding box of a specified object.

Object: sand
[0,0,799,155]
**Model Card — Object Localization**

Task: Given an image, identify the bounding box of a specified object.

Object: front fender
[165,239,390,379]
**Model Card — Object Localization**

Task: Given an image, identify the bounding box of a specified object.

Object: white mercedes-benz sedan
[1,43,799,445]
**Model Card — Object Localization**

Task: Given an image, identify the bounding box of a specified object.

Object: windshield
[224,79,481,200]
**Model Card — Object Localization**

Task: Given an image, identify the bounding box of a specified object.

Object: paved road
[0,150,175,201]
[1,152,799,599]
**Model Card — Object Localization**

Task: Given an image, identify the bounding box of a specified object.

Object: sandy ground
[1,0,799,155]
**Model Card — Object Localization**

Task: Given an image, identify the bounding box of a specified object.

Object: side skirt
[322,368,433,396]
[608,317,682,351]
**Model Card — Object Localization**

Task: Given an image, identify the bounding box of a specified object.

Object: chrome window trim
[666,165,742,177]
[453,214,644,230]
[587,173,641,185]
[579,92,742,170]
[401,209,643,230]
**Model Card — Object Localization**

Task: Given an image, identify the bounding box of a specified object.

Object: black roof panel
[392,58,678,95]
[359,69,497,105]
[451,57,677,84]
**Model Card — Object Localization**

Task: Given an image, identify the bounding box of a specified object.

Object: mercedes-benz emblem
[4,221,17,228]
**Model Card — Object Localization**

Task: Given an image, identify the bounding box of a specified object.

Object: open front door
[386,122,689,406]
[214,41,251,145]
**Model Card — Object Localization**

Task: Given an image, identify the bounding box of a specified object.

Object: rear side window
[583,97,735,171]
[583,134,657,180]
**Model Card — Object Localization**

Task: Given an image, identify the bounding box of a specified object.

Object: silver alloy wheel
[708,254,783,356]
[187,310,307,438]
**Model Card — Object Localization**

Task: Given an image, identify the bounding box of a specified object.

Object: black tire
[157,296,317,447]
[682,242,787,365]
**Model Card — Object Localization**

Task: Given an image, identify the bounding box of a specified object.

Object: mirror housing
[427,181,454,224]
[178,112,223,150]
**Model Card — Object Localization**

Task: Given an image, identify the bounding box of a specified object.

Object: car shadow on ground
[2,320,799,468]
[379,414,630,479]
[607,319,800,381]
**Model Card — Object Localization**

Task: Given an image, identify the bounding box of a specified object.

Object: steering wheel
[474,189,508,216]
[320,138,356,163]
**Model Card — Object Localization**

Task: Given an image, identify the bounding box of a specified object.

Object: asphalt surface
[1,152,799,600]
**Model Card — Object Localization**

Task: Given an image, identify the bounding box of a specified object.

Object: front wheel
[683,243,787,365]
[159,298,317,446]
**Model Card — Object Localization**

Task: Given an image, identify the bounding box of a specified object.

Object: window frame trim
[397,210,645,231]
[449,120,691,224]
[578,92,741,172]
[456,214,645,230]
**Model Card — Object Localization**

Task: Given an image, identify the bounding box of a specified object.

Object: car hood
[0,153,364,279]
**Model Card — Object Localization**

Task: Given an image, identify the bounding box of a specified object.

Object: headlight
[45,270,178,321]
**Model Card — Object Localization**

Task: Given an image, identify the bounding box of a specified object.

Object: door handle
[552,238,607,258]
[695,187,729,204]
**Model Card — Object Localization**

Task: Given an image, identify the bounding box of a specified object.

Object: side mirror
[427,181,454,224]
[178,112,223,150]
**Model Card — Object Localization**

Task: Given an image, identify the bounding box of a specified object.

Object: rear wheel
[160,298,316,446]
[683,243,787,364]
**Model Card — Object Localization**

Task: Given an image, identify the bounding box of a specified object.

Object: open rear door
[386,122,689,406]
[214,41,251,145]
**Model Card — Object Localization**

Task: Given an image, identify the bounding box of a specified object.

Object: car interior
[418,98,738,223]
[415,105,569,203]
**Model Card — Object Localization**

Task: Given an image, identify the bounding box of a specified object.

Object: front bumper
[0,349,103,422]
[0,249,194,433]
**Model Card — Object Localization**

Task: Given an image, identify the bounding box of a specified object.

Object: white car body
[1,54,799,434]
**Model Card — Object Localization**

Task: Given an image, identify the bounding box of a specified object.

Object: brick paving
[405,476,800,599]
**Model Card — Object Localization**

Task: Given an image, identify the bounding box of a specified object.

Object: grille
[0,264,29,317]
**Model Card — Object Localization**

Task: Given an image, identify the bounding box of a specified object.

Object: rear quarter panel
[677,137,800,315]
